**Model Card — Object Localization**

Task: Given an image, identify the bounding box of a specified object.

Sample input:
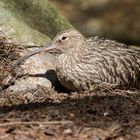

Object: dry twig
[0,121,73,127]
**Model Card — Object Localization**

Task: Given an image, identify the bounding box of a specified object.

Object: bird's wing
[86,36,140,55]
[86,36,128,49]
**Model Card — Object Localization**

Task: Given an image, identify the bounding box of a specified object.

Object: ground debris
[0,87,139,140]
[0,31,19,90]
[0,31,140,140]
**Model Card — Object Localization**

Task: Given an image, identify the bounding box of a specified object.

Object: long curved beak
[13,43,56,69]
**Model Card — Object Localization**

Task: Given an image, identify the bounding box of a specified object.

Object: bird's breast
[55,53,91,91]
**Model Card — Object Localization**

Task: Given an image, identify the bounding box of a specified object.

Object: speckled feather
[55,31,140,91]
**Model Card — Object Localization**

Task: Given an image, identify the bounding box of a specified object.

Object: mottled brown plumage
[14,29,140,91]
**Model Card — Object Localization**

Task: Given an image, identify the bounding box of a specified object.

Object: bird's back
[85,36,140,88]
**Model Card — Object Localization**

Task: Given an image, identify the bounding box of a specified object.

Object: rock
[0,1,50,47]
[1,0,73,39]
[7,48,58,92]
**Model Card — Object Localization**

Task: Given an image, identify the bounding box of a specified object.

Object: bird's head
[13,29,85,68]
[52,29,85,54]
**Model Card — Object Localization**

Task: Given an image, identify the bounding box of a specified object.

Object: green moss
[0,1,51,47]
[2,0,73,38]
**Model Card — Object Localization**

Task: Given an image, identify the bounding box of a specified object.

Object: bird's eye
[61,36,67,40]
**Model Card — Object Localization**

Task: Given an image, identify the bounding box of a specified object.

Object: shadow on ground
[0,88,139,140]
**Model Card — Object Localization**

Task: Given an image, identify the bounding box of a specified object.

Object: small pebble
[103,112,110,117]
[63,128,73,135]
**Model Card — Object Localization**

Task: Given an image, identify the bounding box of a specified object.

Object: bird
[13,29,140,91]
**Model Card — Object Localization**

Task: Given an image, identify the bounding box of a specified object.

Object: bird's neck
[55,43,87,69]
[67,40,87,57]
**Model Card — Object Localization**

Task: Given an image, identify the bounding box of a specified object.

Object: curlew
[13,29,140,91]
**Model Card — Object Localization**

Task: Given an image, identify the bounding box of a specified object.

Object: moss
[3,0,73,38]
[0,1,51,47]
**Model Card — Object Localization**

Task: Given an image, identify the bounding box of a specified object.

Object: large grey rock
[2,0,73,39]
[7,48,57,92]
[0,1,51,47]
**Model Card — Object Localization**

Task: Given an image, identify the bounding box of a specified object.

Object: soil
[0,32,140,140]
